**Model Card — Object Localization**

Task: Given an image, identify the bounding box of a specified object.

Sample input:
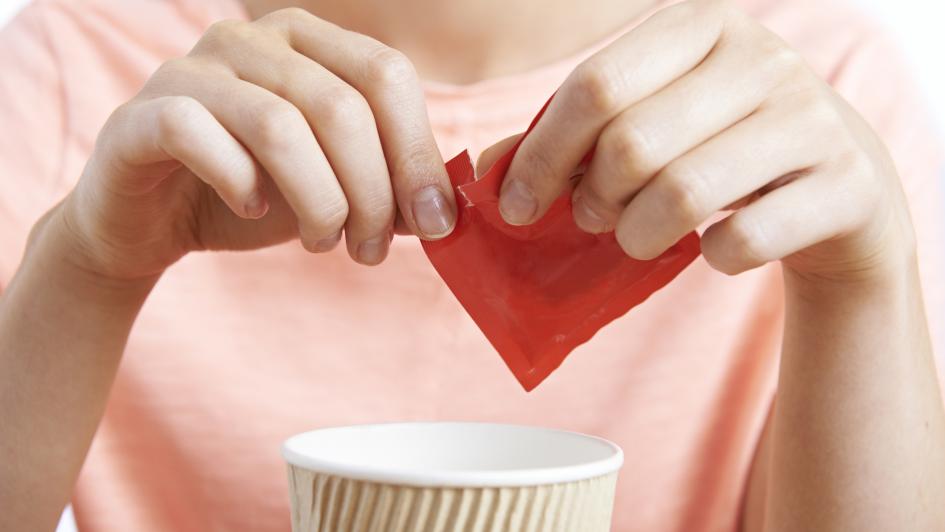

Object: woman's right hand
[52,7,457,281]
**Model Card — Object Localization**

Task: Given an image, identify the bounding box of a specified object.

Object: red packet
[422,99,701,391]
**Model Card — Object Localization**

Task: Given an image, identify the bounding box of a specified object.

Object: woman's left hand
[492,4,945,529]
[497,0,914,284]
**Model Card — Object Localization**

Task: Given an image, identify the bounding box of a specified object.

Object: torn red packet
[421,99,701,391]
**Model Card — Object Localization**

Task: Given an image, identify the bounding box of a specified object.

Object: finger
[476,134,523,178]
[499,1,729,225]
[393,211,411,235]
[614,100,831,260]
[201,26,395,264]
[104,96,266,219]
[158,59,350,252]
[573,29,802,232]
[699,166,864,275]
[258,9,457,240]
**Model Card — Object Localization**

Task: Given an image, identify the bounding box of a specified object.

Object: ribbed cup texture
[287,466,617,532]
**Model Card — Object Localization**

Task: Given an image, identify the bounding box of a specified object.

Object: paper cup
[282,422,623,532]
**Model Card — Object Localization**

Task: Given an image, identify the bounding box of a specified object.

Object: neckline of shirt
[173,0,674,125]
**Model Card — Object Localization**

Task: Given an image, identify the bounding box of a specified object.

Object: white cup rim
[281,421,623,488]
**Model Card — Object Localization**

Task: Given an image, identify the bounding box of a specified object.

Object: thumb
[476,133,524,178]
[404,134,523,236]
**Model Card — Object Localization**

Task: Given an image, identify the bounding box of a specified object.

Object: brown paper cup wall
[282,423,623,532]
[288,466,617,532]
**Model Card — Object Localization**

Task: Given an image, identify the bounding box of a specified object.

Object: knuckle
[515,143,558,191]
[105,101,136,129]
[349,193,396,228]
[254,101,307,150]
[389,135,440,178]
[313,85,372,130]
[603,120,659,175]
[266,6,310,23]
[836,150,874,179]
[155,96,202,143]
[791,85,828,112]
[363,47,418,87]
[795,88,850,139]
[689,0,734,19]
[764,44,806,80]
[256,6,314,34]
[202,19,250,47]
[658,163,709,224]
[716,0,743,19]
[153,57,192,79]
[726,215,770,268]
[794,87,836,123]
[570,60,622,116]
[300,198,349,248]
[147,58,207,92]
[674,0,700,15]
[314,198,350,233]
[582,176,620,212]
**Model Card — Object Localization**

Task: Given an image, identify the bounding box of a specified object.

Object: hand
[496,0,914,284]
[56,8,456,281]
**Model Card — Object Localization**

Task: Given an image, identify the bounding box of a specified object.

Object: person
[1,0,944,530]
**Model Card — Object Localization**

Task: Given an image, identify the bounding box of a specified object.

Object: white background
[0,0,942,531]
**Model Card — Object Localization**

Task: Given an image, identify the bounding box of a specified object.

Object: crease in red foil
[422,98,701,391]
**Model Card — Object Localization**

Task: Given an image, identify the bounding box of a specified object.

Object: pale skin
[1,0,943,530]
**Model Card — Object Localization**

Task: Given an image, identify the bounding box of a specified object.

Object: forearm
[0,210,157,531]
[762,258,945,531]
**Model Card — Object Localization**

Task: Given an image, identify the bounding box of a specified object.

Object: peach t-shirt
[1,0,944,530]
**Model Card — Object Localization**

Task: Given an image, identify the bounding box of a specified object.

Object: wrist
[784,210,918,301]
[782,258,923,358]
[16,204,159,308]
[785,256,918,311]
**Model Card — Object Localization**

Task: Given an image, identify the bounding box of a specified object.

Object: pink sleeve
[831,29,945,370]
[0,2,66,287]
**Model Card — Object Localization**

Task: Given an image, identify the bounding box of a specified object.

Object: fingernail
[311,231,341,252]
[412,186,455,238]
[357,235,389,265]
[499,179,538,225]
[572,193,610,233]
[244,193,269,219]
